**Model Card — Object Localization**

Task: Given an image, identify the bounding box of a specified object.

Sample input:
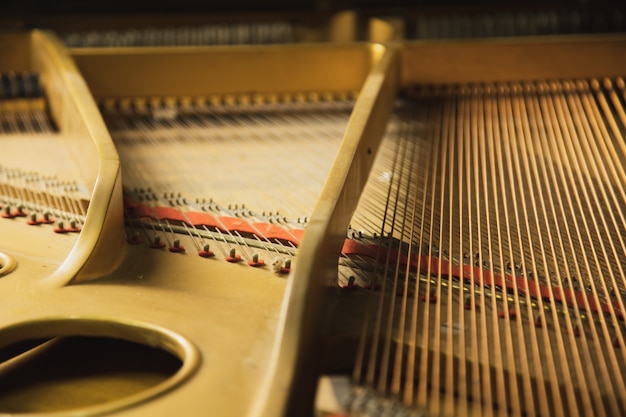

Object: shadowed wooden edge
[250,42,399,417]
[253,34,626,417]
[26,30,126,286]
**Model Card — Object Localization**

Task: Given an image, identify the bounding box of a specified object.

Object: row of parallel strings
[0,72,54,134]
[103,99,353,254]
[413,7,626,40]
[64,22,294,48]
[348,78,626,416]
[0,108,53,134]
[0,72,85,224]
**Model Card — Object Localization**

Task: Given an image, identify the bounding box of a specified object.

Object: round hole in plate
[0,252,16,277]
[0,317,199,415]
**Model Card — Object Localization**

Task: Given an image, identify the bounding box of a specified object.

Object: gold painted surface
[2,28,626,417]
[0,33,388,417]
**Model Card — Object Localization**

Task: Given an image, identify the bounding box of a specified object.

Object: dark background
[1,0,624,36]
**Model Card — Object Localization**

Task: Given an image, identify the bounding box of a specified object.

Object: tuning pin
[344,276,357,288]
[279,259,292,274]
[150,235,166,249]
[68,219,81,233]
[54,221,69,234]
[169,238,185,253]
[248,253,264,267]
[226,248,241,263]
[271,259,292,274]
[41,212,54,224]
[198,243,215,258]
[26,213,40,226]
[14,205,26,217]
[2,206,14,219]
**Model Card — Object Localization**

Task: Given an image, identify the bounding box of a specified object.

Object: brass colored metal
[3,10,360,46]
[2,28,626,417]
[0,31,124,285]
[71,43,378,100]
[307,36,626,417]
[0,33,389,417]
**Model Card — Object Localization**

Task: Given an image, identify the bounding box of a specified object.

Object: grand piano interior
[0,1,626,417]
